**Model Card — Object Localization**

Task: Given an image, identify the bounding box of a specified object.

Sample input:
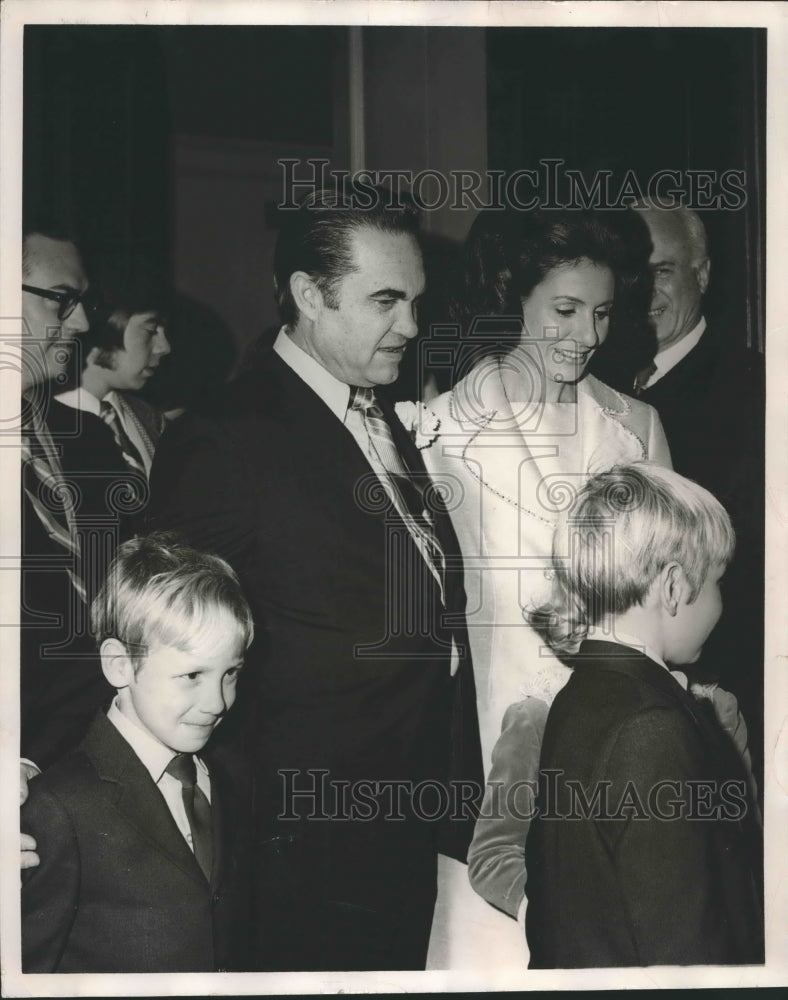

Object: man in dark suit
[147,189,482,971]
[631,202,764,512]
[632,202,765,791]
[19,224,113,870]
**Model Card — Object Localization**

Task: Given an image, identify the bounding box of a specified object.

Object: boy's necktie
[99,399,147,477]
[165,753,213,881]
[348,386,446,599]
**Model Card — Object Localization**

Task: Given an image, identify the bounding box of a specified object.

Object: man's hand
[21,832,39,870]
[20,760,41,870]
[21,759,39,804]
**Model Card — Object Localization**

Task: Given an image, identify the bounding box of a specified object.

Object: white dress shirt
[644,317,707,389]
[54,387,154,476]
[106,699,211,853]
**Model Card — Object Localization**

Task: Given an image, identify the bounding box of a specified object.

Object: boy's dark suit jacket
[21,712,251,973]
[525,641,764,968]
[147,348,483,969]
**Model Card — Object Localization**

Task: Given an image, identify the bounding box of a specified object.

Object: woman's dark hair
[451,208,647,365]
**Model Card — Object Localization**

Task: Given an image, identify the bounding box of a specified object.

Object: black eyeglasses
[22,284,97,322]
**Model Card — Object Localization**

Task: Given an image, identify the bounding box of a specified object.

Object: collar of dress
[448,360,648,524]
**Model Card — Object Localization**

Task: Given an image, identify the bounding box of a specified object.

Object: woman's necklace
[455,360,558,526]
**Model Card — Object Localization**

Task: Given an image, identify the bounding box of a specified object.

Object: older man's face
[303,226,425,388]
[21,235,90,390]
[642,210,709,352]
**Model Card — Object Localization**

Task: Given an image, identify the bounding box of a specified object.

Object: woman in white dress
[425,208,671,766]
[423,209,672,969]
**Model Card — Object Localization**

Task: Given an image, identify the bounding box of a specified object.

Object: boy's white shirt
[106,698,212,853]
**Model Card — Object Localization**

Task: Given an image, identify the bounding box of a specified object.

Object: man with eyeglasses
[21,230,93,390]
[19,224,112,873]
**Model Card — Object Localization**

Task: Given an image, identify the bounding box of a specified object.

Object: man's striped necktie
[349,386,446,598]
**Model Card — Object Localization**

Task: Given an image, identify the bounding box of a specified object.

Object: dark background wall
[487,28,766,353]
[24,25,350,406]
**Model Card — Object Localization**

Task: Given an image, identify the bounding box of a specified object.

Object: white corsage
[689,680,753,771]
[394,401,441,449]
[689,681,719,704]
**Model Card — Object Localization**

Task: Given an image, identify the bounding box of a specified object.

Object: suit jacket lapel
[83,714,208,887]
[641,325,724,406]
[208,766,227,893]
[116,393,157,469]
[377,388,466,596]
[375,391,433,490]
[264,352,388,499]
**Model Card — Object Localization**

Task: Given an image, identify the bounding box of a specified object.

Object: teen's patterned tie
[166,753,213,881]
[349,386,446,599]
[100,399,147,477]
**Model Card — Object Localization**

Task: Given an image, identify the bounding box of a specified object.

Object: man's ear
[660,562,687,617]
[694,257,710,296]
[100,637,135,688]
[289,271,323,322]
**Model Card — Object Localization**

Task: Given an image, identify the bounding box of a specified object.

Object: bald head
[634,204,710,352]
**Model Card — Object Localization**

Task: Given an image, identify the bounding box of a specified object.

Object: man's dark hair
[273,186,421,328]
[93,269,168,355]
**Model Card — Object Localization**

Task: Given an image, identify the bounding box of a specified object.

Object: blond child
[21,533,254,972]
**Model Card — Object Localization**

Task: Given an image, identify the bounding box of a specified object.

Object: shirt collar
[54,386,103,417]
[649,316,706,386]
[106,697,181,783]
[589,629,688,690]
[273,328,351,422]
